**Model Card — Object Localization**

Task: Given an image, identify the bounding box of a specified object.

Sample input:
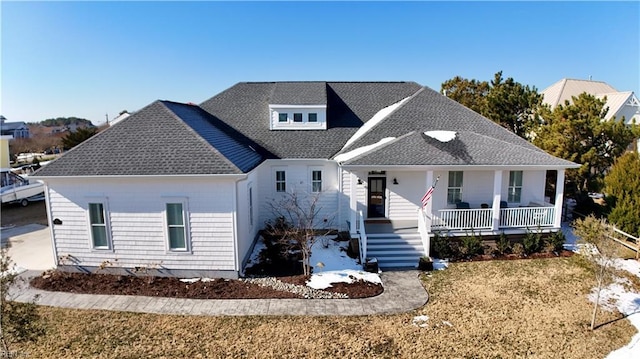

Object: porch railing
[499,207,555,228]
[431,206,557,231]
[435,208,493,230]
[356,210,367,265]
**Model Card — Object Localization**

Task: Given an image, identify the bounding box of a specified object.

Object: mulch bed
[456,250,575,262]
[30,271,383,300]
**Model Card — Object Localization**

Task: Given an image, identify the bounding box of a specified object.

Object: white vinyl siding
[166,202,187,251]
[508,171,523,203]
[46,177,237,273]
[447,171,463,204]
[88,202,109,249]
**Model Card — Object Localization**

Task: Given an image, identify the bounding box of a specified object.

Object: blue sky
[2,1,639,125]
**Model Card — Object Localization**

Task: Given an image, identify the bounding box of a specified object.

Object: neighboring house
[109,111,131,126]
[541,78,640,125]
[0,116,30,139]
[33,82,578,276]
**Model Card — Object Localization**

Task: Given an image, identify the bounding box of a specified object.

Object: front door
[367,177,386,218]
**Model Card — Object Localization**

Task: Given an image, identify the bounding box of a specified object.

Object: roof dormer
[269,105,327,130]
[268,82,327,130]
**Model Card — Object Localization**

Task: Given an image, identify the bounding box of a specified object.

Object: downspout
[42,182,58,267]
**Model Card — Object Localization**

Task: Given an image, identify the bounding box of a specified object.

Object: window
[278,113,288,122]
[88,203,109,249]
[308,113,318,122]
[275,170,286,192]
[311,170,322,192]
[447,171,463,204]
[508,171,523,203]
[293,113,303,122]
[166,203,187,251]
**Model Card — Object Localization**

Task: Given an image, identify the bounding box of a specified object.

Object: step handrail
[357,210,367,265]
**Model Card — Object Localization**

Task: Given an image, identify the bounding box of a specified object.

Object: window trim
[85,197,112,251]
[508,170,523,203]
[275,170,287,193]
[447,171,464,205]
[248,185,254,226]
[162,197,191,253]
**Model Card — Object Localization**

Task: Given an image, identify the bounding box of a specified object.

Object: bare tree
[573,216,622,330]
[265,191,333,276]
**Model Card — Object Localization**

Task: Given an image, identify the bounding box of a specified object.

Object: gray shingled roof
[341,131,576,167]
[199,82,422,159]
[35,81,576,177]
[34,101,263,176]
[270,82,327,105]
[335,86,574,167]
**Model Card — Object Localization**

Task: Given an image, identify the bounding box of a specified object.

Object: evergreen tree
[604,152,640,236]
[61,127,97,150]
[533,93,637,193]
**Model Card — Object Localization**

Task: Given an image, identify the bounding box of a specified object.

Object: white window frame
[447,171,464,205]
[85,197,112,251]
[310,168,323,193]
[162,197,191,253]
[278,113,288,122]
[308,113,318,122]
[275,169,287,193]
[508,171,523,203]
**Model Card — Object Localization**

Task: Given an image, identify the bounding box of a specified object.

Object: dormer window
[269,105,327,130]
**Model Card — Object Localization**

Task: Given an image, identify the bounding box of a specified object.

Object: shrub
[496,232,511,255]
[460,231,483,257]
[522,229,543,255]
[432,233,454,259]
[512,243,525,256]
[545,231,566,253]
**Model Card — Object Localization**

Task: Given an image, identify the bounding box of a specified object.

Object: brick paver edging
[11,270,428,316]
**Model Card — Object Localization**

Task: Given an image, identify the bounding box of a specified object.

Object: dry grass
[11,257,637,358]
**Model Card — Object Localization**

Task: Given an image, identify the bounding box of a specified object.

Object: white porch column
[425,170,434,233]
[492,170,503,231]
[349,172,358,236]
[554,169,565,228]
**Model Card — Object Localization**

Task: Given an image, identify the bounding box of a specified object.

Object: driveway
[1,224,55,271]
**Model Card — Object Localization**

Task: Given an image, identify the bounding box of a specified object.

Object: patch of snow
[180,278,200,283]
[306,236,381,289]
[432,258,449,270]
[423,130,456,142]
[244,237,267,267]
[412,315,429,328]
[334,137,396,163]
[442,320,453,327]
[342,96,412,150]
[0,264,26,278]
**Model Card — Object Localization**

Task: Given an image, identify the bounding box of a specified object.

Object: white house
[541,78,640,125]
[33,82,578,276]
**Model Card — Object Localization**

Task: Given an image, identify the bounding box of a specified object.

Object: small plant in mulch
[523,229,543,255]
[512,243,525,257]
[432,232,457,259]
[545,230,566,254]
[460,231,483,258]
[495,232,511,255]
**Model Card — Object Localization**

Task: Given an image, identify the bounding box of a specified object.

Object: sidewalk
[11,269,429,316]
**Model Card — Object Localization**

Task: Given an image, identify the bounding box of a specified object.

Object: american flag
[421,176,439,208]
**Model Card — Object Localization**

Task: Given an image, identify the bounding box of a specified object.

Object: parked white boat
[1,169,45,206]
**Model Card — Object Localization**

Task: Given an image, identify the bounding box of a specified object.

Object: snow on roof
[424,130,456,142]
[334,137,396,163]
[341,96,412,150]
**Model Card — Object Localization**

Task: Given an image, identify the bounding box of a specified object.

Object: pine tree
[604,152,640,236]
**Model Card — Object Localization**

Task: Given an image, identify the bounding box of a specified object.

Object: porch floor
[364,219,418,234]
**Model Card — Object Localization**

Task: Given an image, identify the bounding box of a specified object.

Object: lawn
[10,257,637,358]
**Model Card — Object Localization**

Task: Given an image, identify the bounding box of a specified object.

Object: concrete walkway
[11,269,428,316]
